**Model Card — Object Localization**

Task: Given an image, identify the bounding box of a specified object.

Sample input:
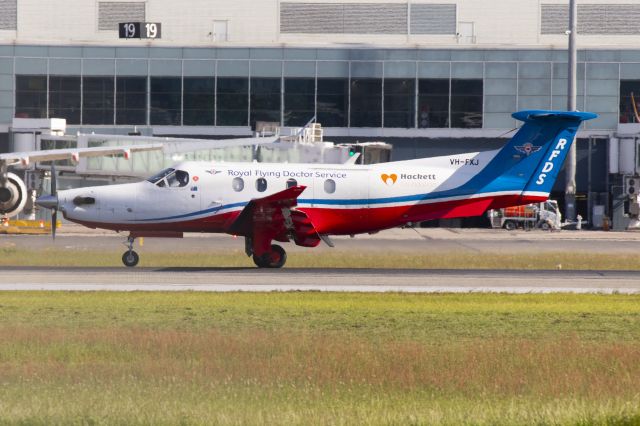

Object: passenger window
[232,177,244,192]
[324,179,336,194]
[256,178,267,192]
[286,178,297,188]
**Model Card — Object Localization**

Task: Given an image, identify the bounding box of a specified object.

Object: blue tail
[467,110,597,198]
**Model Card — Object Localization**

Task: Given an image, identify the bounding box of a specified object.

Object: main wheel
[122,250,139,267]
[503,220,517,231]
[253,244,287,268]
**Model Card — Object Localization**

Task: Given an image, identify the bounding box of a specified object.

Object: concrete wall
[1,0,640,48]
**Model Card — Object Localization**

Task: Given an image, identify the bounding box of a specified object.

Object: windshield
[147,168,190,188]
[147,168,175,184]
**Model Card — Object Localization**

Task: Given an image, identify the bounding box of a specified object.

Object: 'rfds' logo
[536,138,568,185]
[515,143,542,156]
[381,173,398,185]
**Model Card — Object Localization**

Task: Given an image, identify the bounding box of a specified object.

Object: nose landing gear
[122,235,139,267]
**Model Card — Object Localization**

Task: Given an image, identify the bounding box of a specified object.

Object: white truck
[488,200,562,230]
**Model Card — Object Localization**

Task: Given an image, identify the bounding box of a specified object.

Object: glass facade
[7,46,636,131]
[15,75,47,119]
[418,79,449,128]
[284,78,315,126]
[150,77,181,125]
[183,77,215,126]
[216,77,248,126]
[83,76,114,125]
[350,78,382,127]
[451,79,483,128]
[49,76,80,124]
[317,78,348,127]
[250,77,281,128]
[116,77,147,125]
[620,80,640,124]
[384,79,415,128]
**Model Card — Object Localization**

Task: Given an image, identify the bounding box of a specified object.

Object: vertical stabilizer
[463,110,597,204]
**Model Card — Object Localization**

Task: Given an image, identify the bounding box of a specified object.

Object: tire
[253,244,287,268]
[539,221,551,230]
[503,220,517,231]
[122,250,139,267]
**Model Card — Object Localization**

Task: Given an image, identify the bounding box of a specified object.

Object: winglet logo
[381,173,398,185]
[515,143,542,156]
[205,169,222,176]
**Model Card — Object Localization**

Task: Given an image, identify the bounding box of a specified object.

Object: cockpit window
[167,170,190,187]
[147,168,175,184]
[147,168,189,188]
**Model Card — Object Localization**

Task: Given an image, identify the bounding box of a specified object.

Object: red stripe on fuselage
[67,194,548,236]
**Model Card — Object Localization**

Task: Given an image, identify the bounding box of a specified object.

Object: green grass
[0,292,639,424]
[2,247,640,269]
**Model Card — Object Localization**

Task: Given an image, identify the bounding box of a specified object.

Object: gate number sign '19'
[119,22,161,39]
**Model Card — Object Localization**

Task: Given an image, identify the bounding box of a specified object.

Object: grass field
[0,292,638,424]
[3,246,640,270]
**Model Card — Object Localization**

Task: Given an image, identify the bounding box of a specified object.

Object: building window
[15,75,47,119]
[620,80,640,123]
[384,79,415,128]
[286,178,297,188]
[83,76,114,125]
[183,77,214,126]
[451,79,482,128]
[217,77,248,126]
[317,78,348,127]
[350,78,382,127]
[256,177,267,192]
[150,77,181,125]
[284,78,315,126]
[418,79,449,128]
[232,177,244,192]
[250,77,281,129]
[48,76,81,124]
[324,179,336,194]
[116,77,147,125]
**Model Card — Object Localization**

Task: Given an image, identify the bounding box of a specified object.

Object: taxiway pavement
[1,266,639,293]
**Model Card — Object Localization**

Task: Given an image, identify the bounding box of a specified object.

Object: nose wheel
[122,235,139,267]
[253,244,287,268]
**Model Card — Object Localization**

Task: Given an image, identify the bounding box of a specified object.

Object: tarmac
[3,225,640,293]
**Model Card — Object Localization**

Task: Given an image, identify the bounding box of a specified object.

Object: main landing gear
[252,244,287,268]
[122,235,139,267]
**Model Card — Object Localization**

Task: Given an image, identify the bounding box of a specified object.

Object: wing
[0,144,164,167]
[0,135,279,168]
[227,186,323,253]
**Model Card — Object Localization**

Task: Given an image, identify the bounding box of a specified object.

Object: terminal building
[1,0,640,228]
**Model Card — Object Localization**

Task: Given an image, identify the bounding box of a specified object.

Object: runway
[1,266,640,293]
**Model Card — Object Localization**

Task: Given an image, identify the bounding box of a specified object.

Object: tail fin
[470,110,597,203]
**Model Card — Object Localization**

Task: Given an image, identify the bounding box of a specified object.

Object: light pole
[565,0,578,222]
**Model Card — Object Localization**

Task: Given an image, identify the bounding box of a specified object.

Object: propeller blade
[51,163,57,196]
[51,163,57,241]
[52,208,57,240]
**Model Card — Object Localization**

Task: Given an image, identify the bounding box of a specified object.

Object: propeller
[35,164,59,240]
[51,163,57,240]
